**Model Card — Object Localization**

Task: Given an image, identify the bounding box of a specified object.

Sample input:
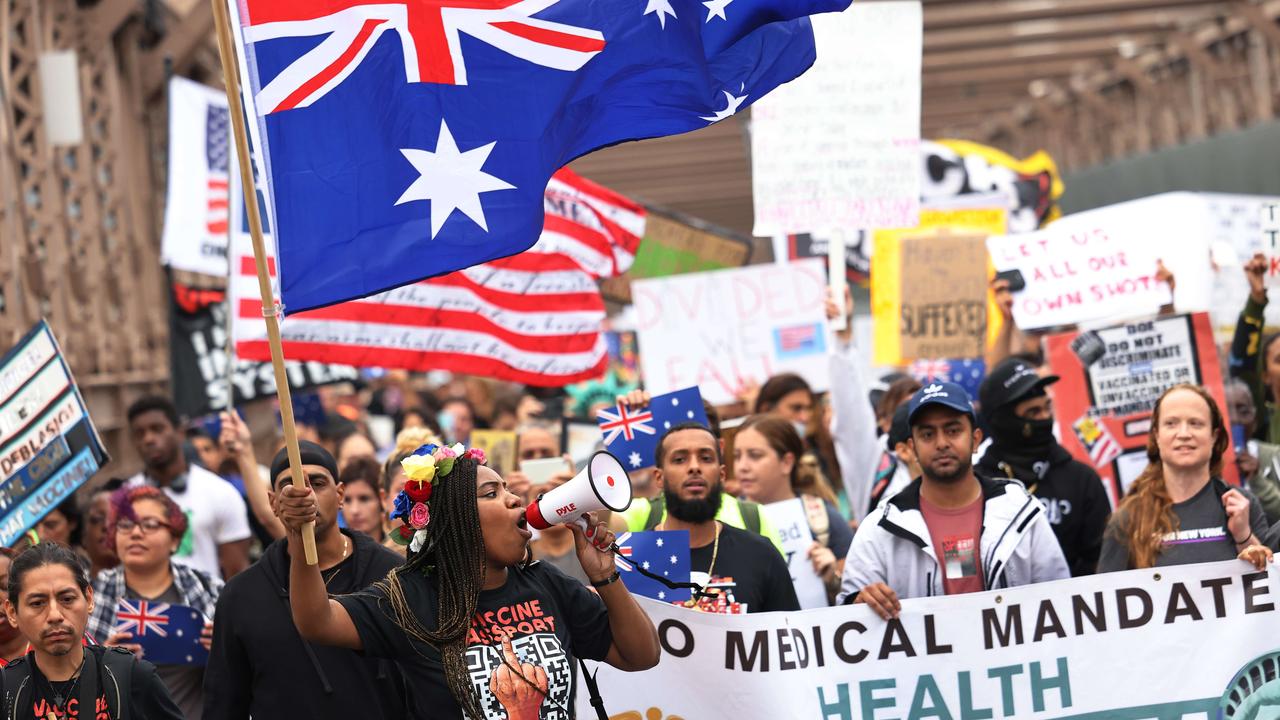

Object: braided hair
[369,456,488,718]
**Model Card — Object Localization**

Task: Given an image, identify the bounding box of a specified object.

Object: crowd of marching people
[1,258,1279,718]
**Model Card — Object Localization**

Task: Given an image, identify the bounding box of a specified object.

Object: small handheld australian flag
[115,599,209,666]
[596,386,708,471]
[614,530,691,604]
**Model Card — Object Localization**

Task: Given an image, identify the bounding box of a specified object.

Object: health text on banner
[581,561,1280,719]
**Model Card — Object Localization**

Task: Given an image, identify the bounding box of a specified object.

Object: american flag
[230,168,644,386]
[204,105,229,236]
[1073,415,1122,469]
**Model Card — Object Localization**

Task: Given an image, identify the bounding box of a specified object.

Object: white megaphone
[525,451,632,530]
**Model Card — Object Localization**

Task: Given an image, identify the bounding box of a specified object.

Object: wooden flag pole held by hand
[210,0,318,565]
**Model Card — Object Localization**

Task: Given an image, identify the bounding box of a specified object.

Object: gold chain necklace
[661,521,720,608]
[322,536,351,586]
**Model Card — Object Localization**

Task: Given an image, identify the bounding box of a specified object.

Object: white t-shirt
[128,464,252,578]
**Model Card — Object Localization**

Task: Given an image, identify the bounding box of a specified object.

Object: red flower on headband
[404,479,433,503]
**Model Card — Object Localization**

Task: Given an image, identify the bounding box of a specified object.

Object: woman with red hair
[87,485,222,720]
[1099,384,1275,572]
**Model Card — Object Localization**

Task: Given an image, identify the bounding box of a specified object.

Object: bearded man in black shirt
[653,422,799,613]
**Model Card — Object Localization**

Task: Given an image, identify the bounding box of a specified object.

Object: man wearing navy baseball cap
[976,357,1111,577]
[836,381,1069,617]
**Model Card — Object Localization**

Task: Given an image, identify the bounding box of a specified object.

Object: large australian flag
[230,0,852,313]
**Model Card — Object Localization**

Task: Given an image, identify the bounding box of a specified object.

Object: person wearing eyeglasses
[87,485,222,720]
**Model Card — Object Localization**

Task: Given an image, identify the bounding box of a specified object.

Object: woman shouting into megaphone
[274,443,660,719]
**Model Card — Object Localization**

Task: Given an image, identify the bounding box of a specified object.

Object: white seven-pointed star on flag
[700,90,747,123]
[629,452,643,468]
[669,554,678,564]
[656,537,664,547]
[703,0,734,22]
[396,120,515,238]
[644,0,678,28]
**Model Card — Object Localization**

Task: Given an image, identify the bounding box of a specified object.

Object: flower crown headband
[389,443,487,552]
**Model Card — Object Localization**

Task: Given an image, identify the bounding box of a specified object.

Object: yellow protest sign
[872,207,1008,366]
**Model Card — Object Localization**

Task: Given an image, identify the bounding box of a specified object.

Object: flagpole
[210,0,317,565]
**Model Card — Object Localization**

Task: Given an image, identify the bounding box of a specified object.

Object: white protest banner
[763,499,827,610]
[751,1,922,235]
[160,76,232,276]
[0,322,108,546]
[582,561,1280,719]
[633,260,832,405]
[987,212,1174,331]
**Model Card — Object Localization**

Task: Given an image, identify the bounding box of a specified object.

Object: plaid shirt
[87,563,223,644]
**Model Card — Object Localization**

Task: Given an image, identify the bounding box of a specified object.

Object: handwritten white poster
[751,1,922,235]
[763,499,828,610]
[987,208,1175,331]
[632,260,832,405]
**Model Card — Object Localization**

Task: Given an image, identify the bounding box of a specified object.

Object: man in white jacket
[836,382,1069,618]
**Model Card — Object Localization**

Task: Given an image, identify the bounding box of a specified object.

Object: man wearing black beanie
[204,441,407,719]
[976,358,1112,576]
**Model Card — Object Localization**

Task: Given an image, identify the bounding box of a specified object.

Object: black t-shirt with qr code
[339,560,612,720]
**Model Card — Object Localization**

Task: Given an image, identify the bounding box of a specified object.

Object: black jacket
[3,646,183,720]
[203,530,407,720]
[977,443,1112,576]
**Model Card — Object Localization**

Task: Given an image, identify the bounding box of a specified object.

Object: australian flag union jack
[230,0,851,313]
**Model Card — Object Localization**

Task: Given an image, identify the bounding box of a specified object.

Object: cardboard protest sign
[0,321,108,546]
[633,260,832,405]
[580,561,1280,719]
[988,213,1174,331]
[871,207,1006,366]
[470,430,516,479]
[751,1,922,234]
[762,499,827,610]
[160,77,232,276]
[169,282,358,419]
[1046,312,1234,505]
[600,212,752,304]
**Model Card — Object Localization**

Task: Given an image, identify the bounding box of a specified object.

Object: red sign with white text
[1046,312,1236,507]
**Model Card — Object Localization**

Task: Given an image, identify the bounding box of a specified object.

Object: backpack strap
[801,494,830,548]
[2,655,30,720]
[739,499,762,536]
[100,646,136,720]
[642,497,664,531]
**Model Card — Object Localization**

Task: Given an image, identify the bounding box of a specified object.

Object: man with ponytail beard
[976,357,1111,576]
[1100,385,1275,572]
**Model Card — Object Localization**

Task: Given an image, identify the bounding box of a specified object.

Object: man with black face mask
[649,422,799,614]
[976,358,1112,576]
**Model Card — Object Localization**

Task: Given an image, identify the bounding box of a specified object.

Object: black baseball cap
[906,381,977,426]
[978,357,1059,412]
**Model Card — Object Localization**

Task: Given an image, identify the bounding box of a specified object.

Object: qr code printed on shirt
[467,633,572,720]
